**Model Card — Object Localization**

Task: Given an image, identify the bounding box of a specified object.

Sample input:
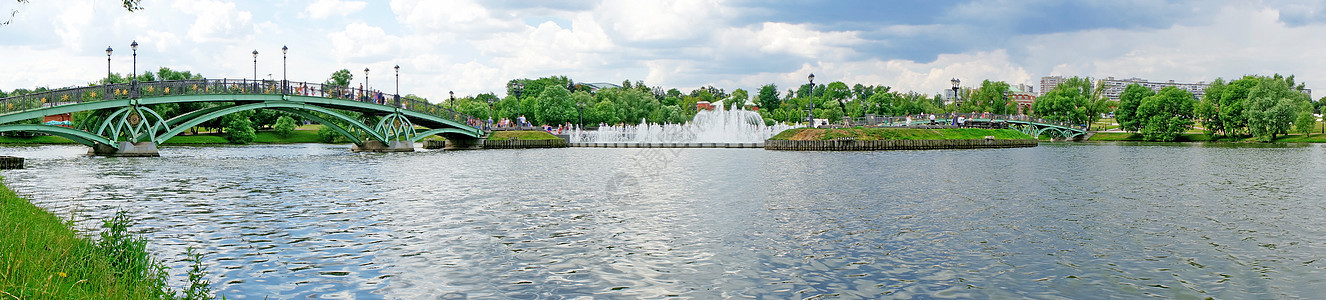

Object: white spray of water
[569,102,796,143]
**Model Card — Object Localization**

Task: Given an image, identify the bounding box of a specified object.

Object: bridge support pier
[352,140,415,153]
[89,142,160,157]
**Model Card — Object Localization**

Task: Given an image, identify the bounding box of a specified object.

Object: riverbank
[770,127,1034,141]
[1088,132,1326,143]
[0,181,180,298]
[766,128,1036,151]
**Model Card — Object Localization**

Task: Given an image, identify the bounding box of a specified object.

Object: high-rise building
[1097,77,1208,101]
[1039,76,1064,97]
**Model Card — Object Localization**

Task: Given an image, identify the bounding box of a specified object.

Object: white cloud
[748,22,863,60]
[302,0,367,19]
[172,0,254,44]
[390,0,523,33]
[54,0,95,50]
[1026,5,1326,88]
[5,1,1326,101]
[595,0,731,43]
[327,23,419,62]
[704,50,1031,97]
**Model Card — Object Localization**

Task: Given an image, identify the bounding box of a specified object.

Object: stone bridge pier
[90,142,161,157]
[352,140,416,152]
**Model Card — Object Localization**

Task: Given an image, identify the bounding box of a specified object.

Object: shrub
[273,115,296,138]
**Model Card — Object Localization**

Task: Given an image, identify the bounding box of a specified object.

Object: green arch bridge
[0,79,484,156]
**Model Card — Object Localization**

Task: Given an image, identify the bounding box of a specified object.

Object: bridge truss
[0,79,483,152]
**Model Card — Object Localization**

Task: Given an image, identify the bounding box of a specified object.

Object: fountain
[568,102,796,148]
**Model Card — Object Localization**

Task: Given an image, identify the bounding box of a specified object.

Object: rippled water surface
[4,142,1326,298]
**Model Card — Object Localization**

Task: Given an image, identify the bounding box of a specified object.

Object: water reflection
[2,143,1324,298]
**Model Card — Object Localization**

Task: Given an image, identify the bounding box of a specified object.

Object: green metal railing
[0,79,480,127]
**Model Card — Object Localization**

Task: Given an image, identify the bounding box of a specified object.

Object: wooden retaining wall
[764,139,1037,151]
[0,156,23,169]
[480,139,568,149]
[423,139,570,149]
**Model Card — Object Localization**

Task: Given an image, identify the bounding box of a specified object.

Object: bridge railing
[0,79,479,128]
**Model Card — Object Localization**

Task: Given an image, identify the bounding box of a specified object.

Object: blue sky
[2,0,1324,100]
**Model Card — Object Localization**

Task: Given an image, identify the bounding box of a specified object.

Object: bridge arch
[157,101,389,145]
[0,124,116,147]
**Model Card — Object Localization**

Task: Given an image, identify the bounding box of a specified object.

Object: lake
[3,142,1324,298]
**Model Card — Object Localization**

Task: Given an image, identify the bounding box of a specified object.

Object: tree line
[1114,74,1317,142]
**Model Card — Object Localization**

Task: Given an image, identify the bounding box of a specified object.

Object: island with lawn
[765,127,1037,151]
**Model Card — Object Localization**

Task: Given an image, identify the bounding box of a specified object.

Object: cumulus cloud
[4,1,1326,100]
[594,0,731,44]
[390,0,523,33]
[172,0,254,44]
[1027,5,1326,86]
[302,0,367,19]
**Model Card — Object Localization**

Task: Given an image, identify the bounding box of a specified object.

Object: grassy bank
[1088,132,1326,143]
[770,128,1033,141]
[1087,132,1212,142]
[162,129,323,145]
[0,182,211,299]
[487,130,561,140]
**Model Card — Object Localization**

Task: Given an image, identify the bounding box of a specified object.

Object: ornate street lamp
[105,46,113,83]
[1002,90,1010,117]
[130,40,138,81]
[281,45,288,94]
[394,65,400,98]
[577,98,585,128]
[449,91,455,109]
[364,67,370,93]
[252,50,259,81]
[807,73,815,128]
[513,82,524,99]
[951,78,961,111]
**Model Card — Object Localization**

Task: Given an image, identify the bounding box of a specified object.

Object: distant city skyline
[2,1,1324,101]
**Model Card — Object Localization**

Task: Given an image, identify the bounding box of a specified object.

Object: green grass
[1088,132,1227,142]
[487,130,561,140]
[769,128,1033,141]
[0,183,179,299]
[1269,133,1326,143]
[0,135,80,145]
[1087,132,1326,143]
[162,129,323,145]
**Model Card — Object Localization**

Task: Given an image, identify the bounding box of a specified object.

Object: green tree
[1195,79,1225,136]
[1115,83,1153,132]
[588,100,619,125]
[223,111,256,144]
[1218,77,1259,135]
[966,80,1012,114]
[1295,98,1315,136]
[1135,86,1195,141]
[273,115,297,138]
[757,84,780,111]
[729,88,749,110]
[824,81,851,117]
[1245,76,1310,141]
[614,88,659,124]
[534,85,576,125]
[1032,76,1106,128]
[326,69,353,87]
